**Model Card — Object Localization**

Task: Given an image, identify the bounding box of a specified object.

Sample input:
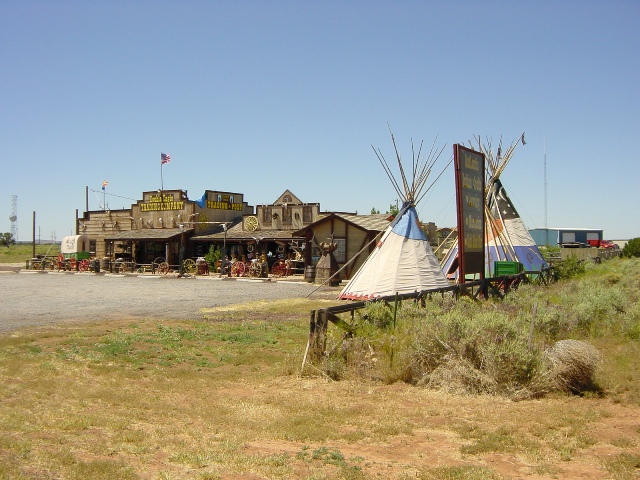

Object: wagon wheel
[249,262,265,277]
[244,215,258,232]
[183,259,197,274]
[271,261,284,277]
[117,262,129,274]
[78,259,90,272]
[231,261,245,277]
[153,257,166,273]
[157,262,170,275]
[249,262,261,277]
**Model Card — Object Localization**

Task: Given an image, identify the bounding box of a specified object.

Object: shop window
[334,238,346,263]
[283,207,292,223]
[303,206,312,223]
[89,240,96,255]
[262,206,272,222]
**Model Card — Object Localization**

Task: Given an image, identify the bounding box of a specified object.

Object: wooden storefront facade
[192,190,321,271]
[76,189,253,268]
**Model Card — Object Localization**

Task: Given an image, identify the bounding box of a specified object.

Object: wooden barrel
[304,265,316,283]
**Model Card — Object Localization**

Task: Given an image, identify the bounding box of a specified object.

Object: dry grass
[1,297,640,479]
[0,243,60,264]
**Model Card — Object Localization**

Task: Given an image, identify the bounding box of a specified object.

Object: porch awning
[105,228,193,242]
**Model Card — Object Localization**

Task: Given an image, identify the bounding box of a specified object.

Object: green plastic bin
[493,261,523,276]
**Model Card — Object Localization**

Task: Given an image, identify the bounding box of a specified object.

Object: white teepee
[440,134,547,280]
[338,133,450,300]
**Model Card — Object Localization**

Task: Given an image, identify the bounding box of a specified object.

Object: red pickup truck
[587,239,618,249]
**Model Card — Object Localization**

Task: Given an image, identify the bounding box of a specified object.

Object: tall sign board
[453,144,485,281]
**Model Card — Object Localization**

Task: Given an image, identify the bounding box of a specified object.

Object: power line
[87,188,137,202]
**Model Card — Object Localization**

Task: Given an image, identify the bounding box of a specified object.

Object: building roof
[192,220,303,242]
[293,212,391,235]
[529,227,603,232]
[190,212,391,243]
[105,227,193,241]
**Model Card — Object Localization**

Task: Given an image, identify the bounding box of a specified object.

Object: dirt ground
[239,380,640,479]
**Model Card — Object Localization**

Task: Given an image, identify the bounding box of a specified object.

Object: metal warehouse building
[529,227,604,247]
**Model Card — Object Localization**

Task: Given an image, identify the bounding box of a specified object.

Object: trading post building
[76,189,324,273]
[77,189,253,269]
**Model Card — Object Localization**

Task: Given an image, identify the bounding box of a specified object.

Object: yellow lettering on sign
[149,194,174,203]
[462,172,482,191]
[206,200,243,211]
[140,201,184,211]
[463,154,480,171]
[465,194,482,209]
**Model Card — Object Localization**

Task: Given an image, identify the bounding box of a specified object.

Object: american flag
[161,153,171,165]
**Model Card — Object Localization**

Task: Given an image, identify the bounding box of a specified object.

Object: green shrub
[204,245,221,270]
[325,299,545,396]
[554,256,585,279]
[318,257,640,399]
[622,237,640,258]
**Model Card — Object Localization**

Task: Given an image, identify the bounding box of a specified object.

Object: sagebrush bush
[323,298,546,397]
[554,256,585,279]
[557,279,629,335]
[318,257,640,399]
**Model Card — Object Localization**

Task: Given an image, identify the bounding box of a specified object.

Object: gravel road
[0,270,324,333]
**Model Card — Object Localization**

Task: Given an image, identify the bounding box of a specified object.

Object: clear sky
[1,0,638,242]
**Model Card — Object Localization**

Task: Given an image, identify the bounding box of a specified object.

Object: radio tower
[9,195,18,241]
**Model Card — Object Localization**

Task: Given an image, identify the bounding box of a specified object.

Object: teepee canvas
[441,134,547,280]
[338,133,450,300]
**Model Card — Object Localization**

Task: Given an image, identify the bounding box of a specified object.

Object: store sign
[207,194,243,211]
[140,194,185,212]
[454,144,485,280]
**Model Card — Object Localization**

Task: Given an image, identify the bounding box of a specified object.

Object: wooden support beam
[326,311,354,335]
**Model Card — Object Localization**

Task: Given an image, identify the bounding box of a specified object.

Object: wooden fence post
[308,309,328,362]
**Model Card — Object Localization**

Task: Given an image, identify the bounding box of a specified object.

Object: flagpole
[160,153,170,192]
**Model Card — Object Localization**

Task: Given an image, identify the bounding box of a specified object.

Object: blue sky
[1,0,638,242]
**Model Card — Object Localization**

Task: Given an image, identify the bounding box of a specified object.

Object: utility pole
[544,137,549,245]
[32,211,36,258]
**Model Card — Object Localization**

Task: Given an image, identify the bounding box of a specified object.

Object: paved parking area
[0,271,322,333]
